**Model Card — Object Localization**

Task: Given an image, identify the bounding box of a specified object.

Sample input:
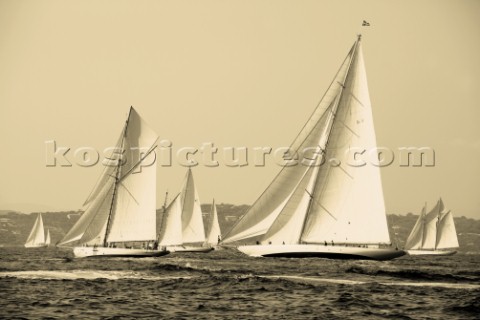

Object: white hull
[238,244,405,261]
[73,247,170,258]
[406,249,457,256]
[166,245,214,253]
[24,244,48,248]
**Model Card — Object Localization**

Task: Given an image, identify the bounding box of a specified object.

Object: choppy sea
[0,247,479,319]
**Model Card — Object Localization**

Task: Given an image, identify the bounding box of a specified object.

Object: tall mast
[298,37,361,243]
[163,191,169,213]
[103,107,133,247]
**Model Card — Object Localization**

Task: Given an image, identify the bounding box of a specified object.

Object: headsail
[158,193,184,246]
[179,169,206,244]
[405,205,426,250]
[205,199,222,246]
[222,43,355,244]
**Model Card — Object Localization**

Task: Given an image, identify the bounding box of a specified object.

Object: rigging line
[314,198,338,221]
[116,182,140,205]
[82,163,111,206]
[339,121,360,138]
[350,93,365,108]
[337,164,354,179]
[118,138,159,182]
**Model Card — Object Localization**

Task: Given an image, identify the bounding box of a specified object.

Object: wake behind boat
[222,36,405,261]
[405,198,459,256]
[57,107,169,258]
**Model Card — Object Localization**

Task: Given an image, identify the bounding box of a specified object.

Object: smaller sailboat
[45,229,51,246]
[204,199,222,249]
[405,198,459,256]
[157,169,213,253]
[25,213,49,248]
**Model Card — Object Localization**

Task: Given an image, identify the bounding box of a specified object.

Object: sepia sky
[1,0,479,219]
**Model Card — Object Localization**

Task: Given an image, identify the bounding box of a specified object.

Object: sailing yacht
[221,36,405,261]
[204,199,222,249]
[25,213,50,248]
[58,107,169,258]
[157,169,213,253]
[405,198,459,256]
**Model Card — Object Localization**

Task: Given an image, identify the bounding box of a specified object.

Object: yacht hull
[166,246,214,253]
[24,244,48,248]
[238,244,405,261]
[406,249,457,256]
[73,247,170,258]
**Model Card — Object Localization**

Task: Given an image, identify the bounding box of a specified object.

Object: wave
[261,275,480,290]
[345,266,480,282]
[0,270,197,281]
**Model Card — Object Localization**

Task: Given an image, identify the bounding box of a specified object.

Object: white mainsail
[180,169,206,243]
[58,107,158,247]
[435,210,459,249]
[25,213,47,248]
[205,199,222,246]
[158,194,184,246]
[405,198,459,251]
[223,36,392,247]
[404,205,426,250]
[45,229,51,246]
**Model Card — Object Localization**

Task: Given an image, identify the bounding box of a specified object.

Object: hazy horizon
[1,1,479,219]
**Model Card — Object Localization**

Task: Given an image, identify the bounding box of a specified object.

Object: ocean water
[0,247,479,319]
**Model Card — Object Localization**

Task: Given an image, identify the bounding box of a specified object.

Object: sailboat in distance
[157,169,213,253]
[204,199,222,249]
[45,229,51,247]
[25,213,49,248]
[405,198,459,256]
[58,107,169,258]
[221,36,405,261]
